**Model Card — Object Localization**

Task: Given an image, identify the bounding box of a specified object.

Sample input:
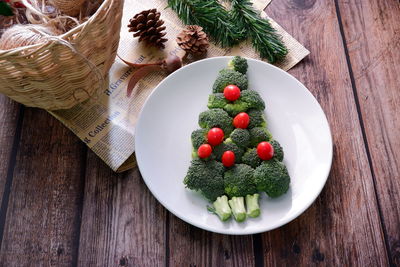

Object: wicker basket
[0,0,124,110]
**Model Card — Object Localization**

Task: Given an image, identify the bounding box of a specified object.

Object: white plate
[135,57,332,235]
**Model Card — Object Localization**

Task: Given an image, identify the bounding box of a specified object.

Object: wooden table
[0,1,399,266]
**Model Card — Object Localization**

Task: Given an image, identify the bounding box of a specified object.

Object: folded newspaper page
[50,0,310,172]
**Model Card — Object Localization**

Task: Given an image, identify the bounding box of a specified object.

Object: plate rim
[135,56,333,235]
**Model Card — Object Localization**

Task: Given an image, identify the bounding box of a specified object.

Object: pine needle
[167,0,244,47]
[229,0,288,63]
[168,0,288,62]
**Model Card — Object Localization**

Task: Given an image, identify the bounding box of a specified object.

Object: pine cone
[128,9,167,49]
[176,25,209,56]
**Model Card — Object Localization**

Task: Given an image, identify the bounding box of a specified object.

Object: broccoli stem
[210,196,232,221]
[228,197,247,222]
[246,194,261,218]
[228,59,235,70]
[191,147,198,159]
[224,138,233,144]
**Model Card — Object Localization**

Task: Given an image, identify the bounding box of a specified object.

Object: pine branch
[0,2,14,16]
[167,0,244,47]
[229,0,288,63]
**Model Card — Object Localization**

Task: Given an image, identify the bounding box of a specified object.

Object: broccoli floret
[213,141,244,163]
[208,93,229,109]
[184,159,225,201]
[230,129,250,148]
[240,90,265,110]
[191,129,207,149]
[198,108,234,135]
[254,160,290,198]
[242,148,262,168]
[208,195,232,221]
[212,69,248,93]
[246,193,260,218]
[223,91,266,117]
[224,164,257,197]
[248,109,266,129]
[224,99,249,116]
[270,140,284,161]
[228,197,246,222]
[249,127,273,147]
[228,56,248,74]
[208,94,249,117]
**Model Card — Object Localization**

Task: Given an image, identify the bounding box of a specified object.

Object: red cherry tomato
[207,127,225,146]
[233,112,250,129]
[222,151,235,167]
[198,144,212,158]
[224,85,241,101]
[257,142,274,160]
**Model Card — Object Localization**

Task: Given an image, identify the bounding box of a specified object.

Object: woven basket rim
[0,0,114,55]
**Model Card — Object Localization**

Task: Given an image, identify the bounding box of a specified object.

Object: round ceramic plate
[135,57,332,235]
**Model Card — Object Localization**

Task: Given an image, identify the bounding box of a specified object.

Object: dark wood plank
[77,152,166,267]
[336,0,400,265]
[0,96,20,206]
[256,0,389,265]
[168,214,255,266]
[0,108,86,266]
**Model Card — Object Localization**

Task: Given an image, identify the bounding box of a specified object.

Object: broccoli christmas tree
[184,56,291,222]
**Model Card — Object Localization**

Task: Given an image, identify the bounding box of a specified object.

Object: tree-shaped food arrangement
[184,57,291,222]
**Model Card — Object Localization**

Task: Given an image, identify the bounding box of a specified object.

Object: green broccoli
[208,195,232,221]
[208,93,229,109]
[228,197,247,222]
[198,108,234,135]
[254,160,290,198]
[242,148,262,168]
[248,109,266,129]
[230,129,250,148]
[191,129,207,149]
[208,94,249,117]
[270,140,284,161]
[224,164,257,197]
[240,90,265,110]
[223,99,249,116]
[213,141,244,163]
[184,159,225,201]
[228,56,248,74]
[249,127,273,147]
[246,193,260,218]
[212,69,248,93]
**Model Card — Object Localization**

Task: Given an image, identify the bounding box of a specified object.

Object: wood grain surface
[0,109,86,266]
[168,215,255,266]
[336,0,400,265]
[77,152,167,267]
[0,97,20,215]
[0,97,21,249]
[0,0,399,266]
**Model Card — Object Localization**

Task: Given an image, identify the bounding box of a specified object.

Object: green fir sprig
[228,0,287,63]
[167,0,244,47]
[167,0,288,62]
[0,2,14,16]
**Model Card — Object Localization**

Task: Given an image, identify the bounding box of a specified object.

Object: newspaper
[50,0,310,172]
